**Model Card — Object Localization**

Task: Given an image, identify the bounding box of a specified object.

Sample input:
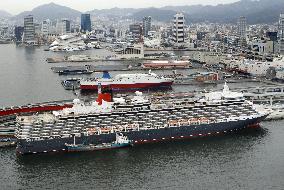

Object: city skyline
[1,0,239,15]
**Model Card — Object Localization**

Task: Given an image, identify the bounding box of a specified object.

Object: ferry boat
[65,133,133,152]
[16,83,268,155]
[80,71,174,91]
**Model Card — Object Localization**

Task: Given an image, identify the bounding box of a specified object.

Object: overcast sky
[2,0,239,15]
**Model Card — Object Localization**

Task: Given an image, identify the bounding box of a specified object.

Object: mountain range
[6,0,284,24]
[13,3,81,22]
[130,0,284,24]
[0,10,12,18]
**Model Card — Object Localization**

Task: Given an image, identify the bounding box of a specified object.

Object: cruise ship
[80,71,174,91]
[16,83,268,155]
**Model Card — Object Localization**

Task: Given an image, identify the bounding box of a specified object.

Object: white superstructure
[80,71,173,90]
[201,83,244,103]
[53,99,113,117]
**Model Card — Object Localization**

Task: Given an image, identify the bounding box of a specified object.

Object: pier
[46,57,160,63]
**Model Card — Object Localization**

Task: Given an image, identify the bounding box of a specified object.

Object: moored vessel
[16,83,268,155]
[0,138,16,148]
[80,71,174,91]
[65,133,133,152]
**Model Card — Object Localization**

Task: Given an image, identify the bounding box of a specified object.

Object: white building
[227,57,284,76]
[41,19,51,35]
[56,19,71,35]
[250,39,274,55]
[192,51,226,64]
[115,44,144,59]
[172,13,185,45]
[144,38,161,48]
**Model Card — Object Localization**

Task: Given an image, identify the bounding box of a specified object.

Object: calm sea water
[0,44,284,190]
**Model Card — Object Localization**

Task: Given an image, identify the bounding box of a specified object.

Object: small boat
[0,138,17,148]
[65,133,133,152]
[58,70,93,75]
[61,78,81,90]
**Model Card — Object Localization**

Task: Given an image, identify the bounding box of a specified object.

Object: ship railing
[71,133,81,137]
[178,119,190,126]
[153,124,161,129]
[88,131,100,135]
[239,116,249,120]
[26,137,47,141]
[168,120,179,127]
[154,125,162,129]
[61,134,72,138]
[226,117,238,122]
[122,124,140,132]
[216,119,227,123]
[168,117,212,127]
[87,124,140,135]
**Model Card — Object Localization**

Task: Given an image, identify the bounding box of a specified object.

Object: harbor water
[0,44,284,189]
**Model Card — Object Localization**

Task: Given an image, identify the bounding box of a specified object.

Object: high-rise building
[266,32,278,42]
[172,13,185,44]
[62,19,71,34]
[129,23,142,37]
[279,14,284,55]
[56,19,71,34]
[34,23,41,34]
[81,14,91,32]
[143,16,151,37]
[41,19,51,35]
[237,16,247,38]
[14,26,24,42]
[23,15,35,44]
[266,32,278,54]
[237,16,247,47]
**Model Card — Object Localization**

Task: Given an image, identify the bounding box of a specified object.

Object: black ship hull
[16,116,265,155]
